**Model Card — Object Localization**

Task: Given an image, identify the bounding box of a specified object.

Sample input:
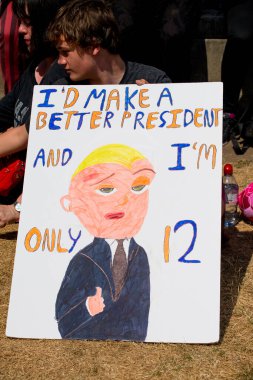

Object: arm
[56,254,97,338]
[0,125,28,157]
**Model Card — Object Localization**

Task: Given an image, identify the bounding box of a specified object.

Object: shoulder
[68,239,103,265]
[11,61,37,90]
[42,61,69,85]
[130,238,148,259]
[1,61,36,108]
[121,61,172,84]
[65,244,94,273]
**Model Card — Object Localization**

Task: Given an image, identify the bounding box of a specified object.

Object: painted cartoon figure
[56,144,156,341]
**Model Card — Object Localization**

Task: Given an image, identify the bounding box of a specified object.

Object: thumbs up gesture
[87,287,105,316]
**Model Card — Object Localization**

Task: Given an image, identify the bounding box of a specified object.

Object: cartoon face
[62,159,155,239]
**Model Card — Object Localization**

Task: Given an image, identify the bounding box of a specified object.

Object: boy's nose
[58,56,66,65]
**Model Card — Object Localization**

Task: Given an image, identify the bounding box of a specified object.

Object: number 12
[164,220,200,264]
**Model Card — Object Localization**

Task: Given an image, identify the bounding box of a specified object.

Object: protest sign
[6,83,222,343]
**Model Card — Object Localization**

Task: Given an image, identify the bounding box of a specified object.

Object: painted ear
[60,195,71,212]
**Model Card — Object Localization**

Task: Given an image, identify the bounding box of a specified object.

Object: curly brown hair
[47,0,120,54]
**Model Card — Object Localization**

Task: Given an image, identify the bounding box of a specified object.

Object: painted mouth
[105,212,125,220]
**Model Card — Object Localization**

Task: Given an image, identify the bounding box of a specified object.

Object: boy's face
[56,37,96,82]
[63,160,155,239]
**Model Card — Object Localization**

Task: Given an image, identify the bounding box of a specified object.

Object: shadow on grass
[220,227,253,340]
[0,230,18,240]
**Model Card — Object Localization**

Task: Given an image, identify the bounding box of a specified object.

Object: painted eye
[131,184,149,194]
[95,187,117,196]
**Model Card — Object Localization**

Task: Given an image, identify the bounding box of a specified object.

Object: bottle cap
[224,163,233,175]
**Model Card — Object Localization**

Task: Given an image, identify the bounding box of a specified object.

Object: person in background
[221,0,253,143]
[0,0,27,94]
[0,0,68,227]
[113,0,201,83]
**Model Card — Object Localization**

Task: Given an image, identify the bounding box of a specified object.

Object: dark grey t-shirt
[120,61,171,84]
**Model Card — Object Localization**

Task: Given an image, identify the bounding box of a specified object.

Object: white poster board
[6,83,222,343]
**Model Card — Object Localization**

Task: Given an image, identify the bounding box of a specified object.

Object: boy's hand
[136,79,149,85]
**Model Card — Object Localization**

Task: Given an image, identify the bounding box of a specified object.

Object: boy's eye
[59,50,69,56]
[95,187,117,196]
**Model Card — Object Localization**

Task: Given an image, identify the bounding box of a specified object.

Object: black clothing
[56,238,150,341]
[113,0,200,82]
[222,39,253,114]
[0,60,66,131]
[221,0,253,114]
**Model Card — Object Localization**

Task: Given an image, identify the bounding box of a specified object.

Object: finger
[136,79,148,86]
[95,286,102,298]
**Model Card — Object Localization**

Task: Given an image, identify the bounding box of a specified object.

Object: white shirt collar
[105,238,131,260]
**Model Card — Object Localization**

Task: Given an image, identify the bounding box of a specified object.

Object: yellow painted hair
[73,144,145,178]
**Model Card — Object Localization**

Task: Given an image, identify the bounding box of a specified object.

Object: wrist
[13,201,21,222]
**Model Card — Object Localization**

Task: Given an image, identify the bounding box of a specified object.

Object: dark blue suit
[55,238,150,341]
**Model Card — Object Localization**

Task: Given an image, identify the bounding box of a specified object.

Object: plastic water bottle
[223,163,239,227]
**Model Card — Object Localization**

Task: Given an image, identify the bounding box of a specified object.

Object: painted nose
[118,195,128,206]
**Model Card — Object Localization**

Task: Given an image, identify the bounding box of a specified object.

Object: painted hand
[87,287,105,316]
